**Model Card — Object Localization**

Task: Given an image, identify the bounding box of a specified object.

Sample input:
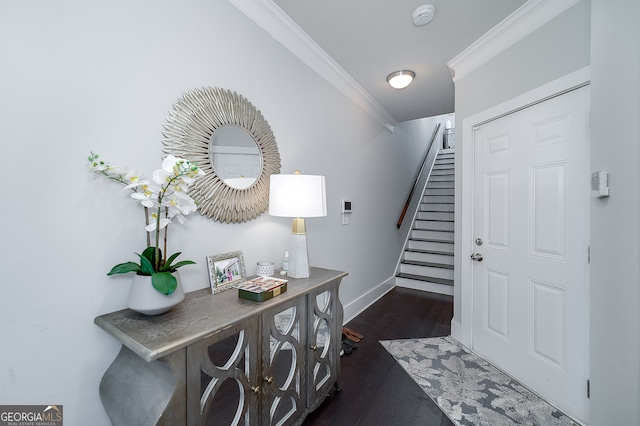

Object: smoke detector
[413,5,436,26]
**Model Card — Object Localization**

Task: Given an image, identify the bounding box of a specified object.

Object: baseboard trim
[342,276,395,324]
[451,319,462,342]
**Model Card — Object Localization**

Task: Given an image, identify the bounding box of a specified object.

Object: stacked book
[236,276,288,302]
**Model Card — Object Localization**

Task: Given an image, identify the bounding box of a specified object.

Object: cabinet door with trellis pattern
[187,317,260,426]
[261,296,307,426]
[307,285,342,411]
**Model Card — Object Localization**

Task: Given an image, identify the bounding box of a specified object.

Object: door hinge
[588,245,591,264]
[587,379,591,398]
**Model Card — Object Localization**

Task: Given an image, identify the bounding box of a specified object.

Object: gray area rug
[380,336,577,426]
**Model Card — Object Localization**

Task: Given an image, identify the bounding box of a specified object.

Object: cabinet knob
[251,385,260,394]
[264,376,273,384]
[310,345,318,351]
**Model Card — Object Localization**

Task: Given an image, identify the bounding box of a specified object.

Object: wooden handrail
[396,123,441,229]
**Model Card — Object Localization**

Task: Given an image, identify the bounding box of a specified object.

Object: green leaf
[166,260,196,271]
[141,246,161,267]
[160,252,196,272]
[136,252,155,275]
[151,271,177,295]
[107,262,141,276]
[162,251,182,270]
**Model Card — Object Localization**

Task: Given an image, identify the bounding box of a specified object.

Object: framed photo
[206,250,246,293]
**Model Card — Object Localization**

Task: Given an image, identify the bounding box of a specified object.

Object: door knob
[470,253,483,262]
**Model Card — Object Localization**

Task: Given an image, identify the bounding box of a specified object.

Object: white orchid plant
[88,152,204,295]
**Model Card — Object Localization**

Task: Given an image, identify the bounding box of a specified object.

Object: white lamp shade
[269,174,327,218]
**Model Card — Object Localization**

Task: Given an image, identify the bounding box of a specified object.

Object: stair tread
[405,248,454,256]
[402,260,454,270]
[409,237,454,243]
[421,202,454,205]
[396,273,454,286]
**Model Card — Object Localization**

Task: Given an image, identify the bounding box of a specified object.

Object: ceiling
[269,0,527,123]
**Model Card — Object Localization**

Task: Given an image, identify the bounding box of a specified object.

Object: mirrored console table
[95,267,347,426]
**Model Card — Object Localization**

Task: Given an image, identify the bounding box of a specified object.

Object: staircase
[396,148,454,295]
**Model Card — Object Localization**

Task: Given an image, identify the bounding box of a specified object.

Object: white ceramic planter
[127,271,185,315]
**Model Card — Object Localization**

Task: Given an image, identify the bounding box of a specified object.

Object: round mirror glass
[209,125,262,189]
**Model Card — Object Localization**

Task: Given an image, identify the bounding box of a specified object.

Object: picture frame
[206,250,246,293]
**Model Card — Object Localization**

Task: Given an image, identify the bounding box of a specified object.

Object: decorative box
[236,276,288,302]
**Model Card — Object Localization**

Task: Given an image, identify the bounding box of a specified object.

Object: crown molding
[229,0,397,132]
[447,0,581,82]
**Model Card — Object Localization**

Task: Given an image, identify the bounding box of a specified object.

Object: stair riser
[429,175,454,182]
[424,188,454,196]
[432,165,454,171]
[422,195,454,204]
[395,278,454,296]
[408,240,454,252]
[431,170,454,177]
[427,181,455,189]
[414,220,454,231]
[399,263,454,280]
[411,229,453,241]
[420,203,453,212]
[404,251,454,265]
[417,211,454,221]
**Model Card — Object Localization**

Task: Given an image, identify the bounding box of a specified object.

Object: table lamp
[269,171,327,278]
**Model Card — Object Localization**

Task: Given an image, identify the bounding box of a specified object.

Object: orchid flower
[87,152,205,295]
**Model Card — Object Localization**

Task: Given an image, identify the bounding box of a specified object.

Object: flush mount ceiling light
[386,70,416,89]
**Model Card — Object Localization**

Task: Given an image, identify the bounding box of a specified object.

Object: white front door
[472,86,590,423]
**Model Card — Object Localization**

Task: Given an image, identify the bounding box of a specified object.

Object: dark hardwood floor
[303,287,455,426]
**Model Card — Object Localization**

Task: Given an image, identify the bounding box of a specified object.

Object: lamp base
[288,233,310,278]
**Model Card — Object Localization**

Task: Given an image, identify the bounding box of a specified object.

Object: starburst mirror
[162,87,281,223]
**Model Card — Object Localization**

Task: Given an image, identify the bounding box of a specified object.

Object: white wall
[0,1,432,423]
[453,1,590,329]
[589,0,640,423]
[451,0,591,336]
[453,0,640,422]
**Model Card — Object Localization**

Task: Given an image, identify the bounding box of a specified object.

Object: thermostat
[342,200,352,213]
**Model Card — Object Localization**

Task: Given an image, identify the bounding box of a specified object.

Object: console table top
[95,267,347,362]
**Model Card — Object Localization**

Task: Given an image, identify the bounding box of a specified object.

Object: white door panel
[472,86,590,423]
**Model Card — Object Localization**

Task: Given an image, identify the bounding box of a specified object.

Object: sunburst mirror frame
[161,87,281,223]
